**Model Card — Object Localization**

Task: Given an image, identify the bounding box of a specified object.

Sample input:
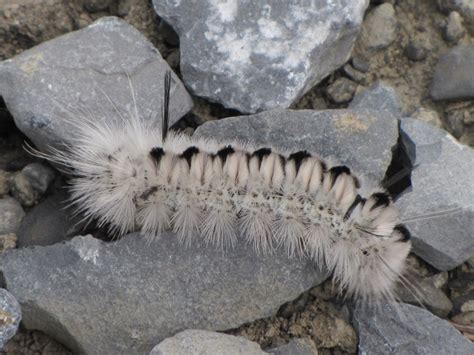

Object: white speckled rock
[152,0,368,113]
[149,330,266,355]
[0,16,192,154]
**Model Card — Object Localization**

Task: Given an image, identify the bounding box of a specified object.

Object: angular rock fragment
[397,118,474,270]
[353,303,474,354]
[0,17,192,153]
[1,233,326,354]
[153,0,368,113]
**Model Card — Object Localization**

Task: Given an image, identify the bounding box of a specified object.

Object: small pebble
[461,300,474,313]
[404,40,428,61]
[352,55,370,72]
[0,197,25,235]
[0,233,17,252]
[452,311,474,326]
[326,77,357,104]
[358,3,397,51]
[0,289,22,349]
[430,271,449,289]
[311,311,357,353]
[21,163,55,194]
[445,11,466,43]
[83,0,112,13]
[11,173,38,207]
[343,64,367,84]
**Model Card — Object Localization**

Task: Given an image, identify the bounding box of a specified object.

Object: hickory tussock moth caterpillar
[33,71,412,305]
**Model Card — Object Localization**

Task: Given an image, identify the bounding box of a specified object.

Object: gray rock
[353,303,474,354]
[349,81,402,117]
[21,163,55,194]
[149,330,266,355]
[326,77,357,104]
[269,338,318,355]
[195,109,399,183]
[0,170,11,196]
[358,3,397,52]
[0,196,25,235]
[0,288,21,349]
[0,17,192,154]
[16,193,81,247]
[152,1,368,113]
[342,64,367,84]
[437,0,474,34]
[0,233,326,354]
[445,11,466,43]
[431,45,474,101]
[397,118,474,270]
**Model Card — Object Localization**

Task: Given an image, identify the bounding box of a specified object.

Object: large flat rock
[397,118,474,271]
[153,0,368,113]
[1,233,327,354]
[0,16,192,153]
[195,109,399,183]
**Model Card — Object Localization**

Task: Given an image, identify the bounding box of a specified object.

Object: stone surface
[269,338,318,355]
[149,330,266,355]
[397,118,474,270]
[21,163,55,194]
[0,16,192,154]
[354,303,474,354]
[0,288,21,349]
[445,11,466,43]
[195,109,399,183]
[431,45,474,101]
[326,78,357,104]
[0,197,25,235]
[152,1,368,113]
[16,193,81,247]
[357,3,397,52]
[311,311,357,353]
[349,81,402,117]
[0,233,326,354]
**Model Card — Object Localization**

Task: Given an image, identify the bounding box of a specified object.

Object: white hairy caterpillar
[34,72,412,305]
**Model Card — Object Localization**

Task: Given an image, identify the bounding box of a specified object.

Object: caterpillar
[34,71,412,305]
